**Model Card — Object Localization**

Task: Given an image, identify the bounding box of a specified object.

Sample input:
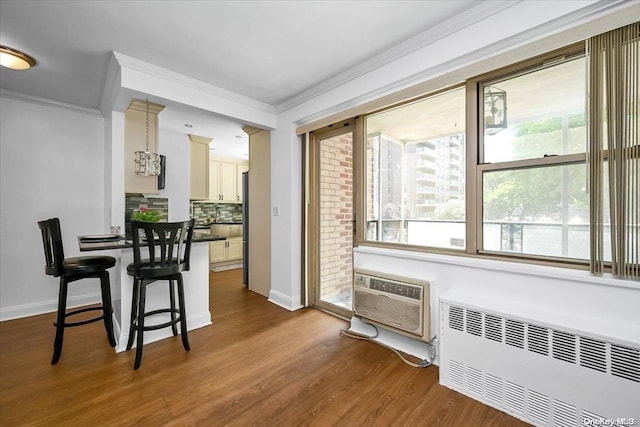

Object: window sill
[354,245,640,291]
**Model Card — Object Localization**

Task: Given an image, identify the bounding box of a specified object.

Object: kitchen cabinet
[209,237,243,263]
[189,135,212,200]
[209,159,248,203]
[124,99,165,194]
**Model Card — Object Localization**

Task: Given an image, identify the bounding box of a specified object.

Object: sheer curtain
[588,22,639,279]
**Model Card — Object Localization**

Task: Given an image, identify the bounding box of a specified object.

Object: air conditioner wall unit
[353,269,430,342]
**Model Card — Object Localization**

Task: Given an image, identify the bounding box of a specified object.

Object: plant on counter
[131,208,161,222]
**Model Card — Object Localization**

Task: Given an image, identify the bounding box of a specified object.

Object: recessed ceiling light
[0,45,36,70]
[184,124,193,128]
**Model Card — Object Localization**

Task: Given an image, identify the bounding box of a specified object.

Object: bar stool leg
[51,277,68,365]
[126,278,140,351]
[176,274,190,351]
[133,281,147,370]
[169,279,178,336]
[100,271,116,347]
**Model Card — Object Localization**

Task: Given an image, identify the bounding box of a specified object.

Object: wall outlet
[273,205,280,216]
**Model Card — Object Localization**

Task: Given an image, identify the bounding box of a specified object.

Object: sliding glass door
[306,122,355,317]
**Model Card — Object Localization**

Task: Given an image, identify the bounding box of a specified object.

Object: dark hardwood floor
[0,269,529,426]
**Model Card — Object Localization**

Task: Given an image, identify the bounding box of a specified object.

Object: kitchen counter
[78,231,225,252]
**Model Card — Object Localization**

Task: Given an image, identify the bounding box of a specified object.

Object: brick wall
[319,134,353,306]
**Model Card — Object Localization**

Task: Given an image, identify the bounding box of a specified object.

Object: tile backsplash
[124,194,169,238]
[191,202,242,224]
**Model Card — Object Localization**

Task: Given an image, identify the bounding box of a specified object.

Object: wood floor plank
[0,268,530,426]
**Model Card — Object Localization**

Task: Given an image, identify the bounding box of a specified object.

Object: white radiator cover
[440,298,640,426]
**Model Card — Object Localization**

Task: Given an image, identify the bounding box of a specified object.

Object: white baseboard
[0,292,102,322]
[268,289,303,311]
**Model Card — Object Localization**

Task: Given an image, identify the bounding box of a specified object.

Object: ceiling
[0,0,483,158]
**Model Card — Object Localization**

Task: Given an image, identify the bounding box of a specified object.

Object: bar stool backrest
[130,219,195,278]
[37,218,65,277]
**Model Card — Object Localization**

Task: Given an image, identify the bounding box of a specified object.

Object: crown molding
[242,125,265,136]
[112,51,276,115]
[275,0,520,114]
[1,89,102,117]
[189,134,213,145]
[291,0,635,128]
[127,98,166,114]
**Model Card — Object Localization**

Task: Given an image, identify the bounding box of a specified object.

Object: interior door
[306,121,356,318]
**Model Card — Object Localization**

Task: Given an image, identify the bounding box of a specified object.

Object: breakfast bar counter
[77,231,221,352]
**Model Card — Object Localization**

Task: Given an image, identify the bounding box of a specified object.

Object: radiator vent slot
[528,390,551,425]
[353,270,430,341]
[466,310,482,336]
[485,314,503,343]
[505,319,525,349]
[449,306,464,331]
[552,330,576,364]
[505,381,526,414]
[579,337,607,372]
[527,324,549,356]
[485,374,503,403]
[611,344,640,383]
[552,400,577,427]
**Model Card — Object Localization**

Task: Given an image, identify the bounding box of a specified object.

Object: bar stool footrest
[54,306,111,327]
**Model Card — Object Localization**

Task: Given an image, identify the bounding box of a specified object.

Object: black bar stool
[37,218,116,364]
[126,219,194,369]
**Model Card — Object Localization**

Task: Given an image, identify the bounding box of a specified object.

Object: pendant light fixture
[133,99,162,176]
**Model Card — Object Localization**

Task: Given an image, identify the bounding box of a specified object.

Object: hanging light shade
[134,99,161,176]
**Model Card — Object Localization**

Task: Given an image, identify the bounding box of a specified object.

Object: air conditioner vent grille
[369,278,422,300]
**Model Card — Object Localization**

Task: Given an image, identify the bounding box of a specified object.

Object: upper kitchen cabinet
[209,158,248,203]
[189,134,212,200]
[125,99,165,194]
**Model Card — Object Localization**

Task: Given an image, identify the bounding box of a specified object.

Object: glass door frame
[304,119,361,319]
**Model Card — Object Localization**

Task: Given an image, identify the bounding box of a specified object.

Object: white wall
[0,95,106,320]
[157,128,190,221]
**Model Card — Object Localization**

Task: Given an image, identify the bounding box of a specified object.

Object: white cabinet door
[209,241,226,263]
[219,162,237,202]
[190,138,210,200]
[209,160,221,201]
[236,164,249,203]
[227,237,243,261]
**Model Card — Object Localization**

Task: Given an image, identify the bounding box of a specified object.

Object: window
[478,54,589,261]
[350,31,636,273]
[364,87,466,250]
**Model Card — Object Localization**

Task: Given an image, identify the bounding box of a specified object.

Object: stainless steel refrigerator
[242,171,249,286]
